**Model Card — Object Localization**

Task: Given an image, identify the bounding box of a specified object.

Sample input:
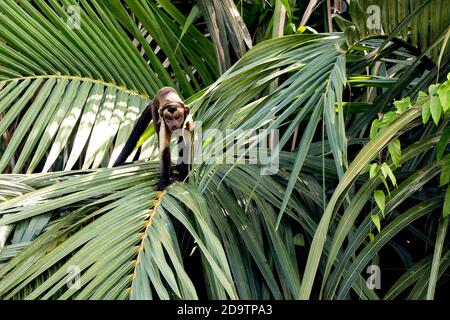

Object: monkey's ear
[150,98,161,116]
[184,105,190,116]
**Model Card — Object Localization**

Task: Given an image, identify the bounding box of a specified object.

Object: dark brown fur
[113,87,193,190]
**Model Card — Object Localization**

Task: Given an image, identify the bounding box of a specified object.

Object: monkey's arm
[174,118,194,181]
[113,104,153,167]
[157,123,171,190]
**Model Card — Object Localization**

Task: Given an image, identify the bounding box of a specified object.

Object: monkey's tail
[113,104,153,167]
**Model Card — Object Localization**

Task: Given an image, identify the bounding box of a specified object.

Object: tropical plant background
[0,0,449,300]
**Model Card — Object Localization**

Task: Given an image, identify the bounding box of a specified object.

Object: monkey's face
[162,104,189,132]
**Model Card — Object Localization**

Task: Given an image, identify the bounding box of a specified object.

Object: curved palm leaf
[0,0,219,174]
[0,0,449,301]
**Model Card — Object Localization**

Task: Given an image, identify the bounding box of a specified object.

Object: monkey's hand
[155,180,170,191]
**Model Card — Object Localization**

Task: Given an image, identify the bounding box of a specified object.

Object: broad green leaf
[370,119,381,139]
[394,97,412,114]
[294,233,305,246]
[430,95,441,125]
[388,139,401,167]
[369,163,379,179]
[429,84,439,96]
[361,164,371,175]
[381,111,397,125]
[380,163,388,179]
[382,163,397,186]
[374,190,385,215]
[438,85,449,111]
[417,91,429,102]
[422,100,431,124]
[371,214,381,233]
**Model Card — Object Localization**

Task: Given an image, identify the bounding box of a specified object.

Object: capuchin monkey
[113,87,193,190]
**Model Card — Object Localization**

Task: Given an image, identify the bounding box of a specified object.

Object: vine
[364,73,450,238]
